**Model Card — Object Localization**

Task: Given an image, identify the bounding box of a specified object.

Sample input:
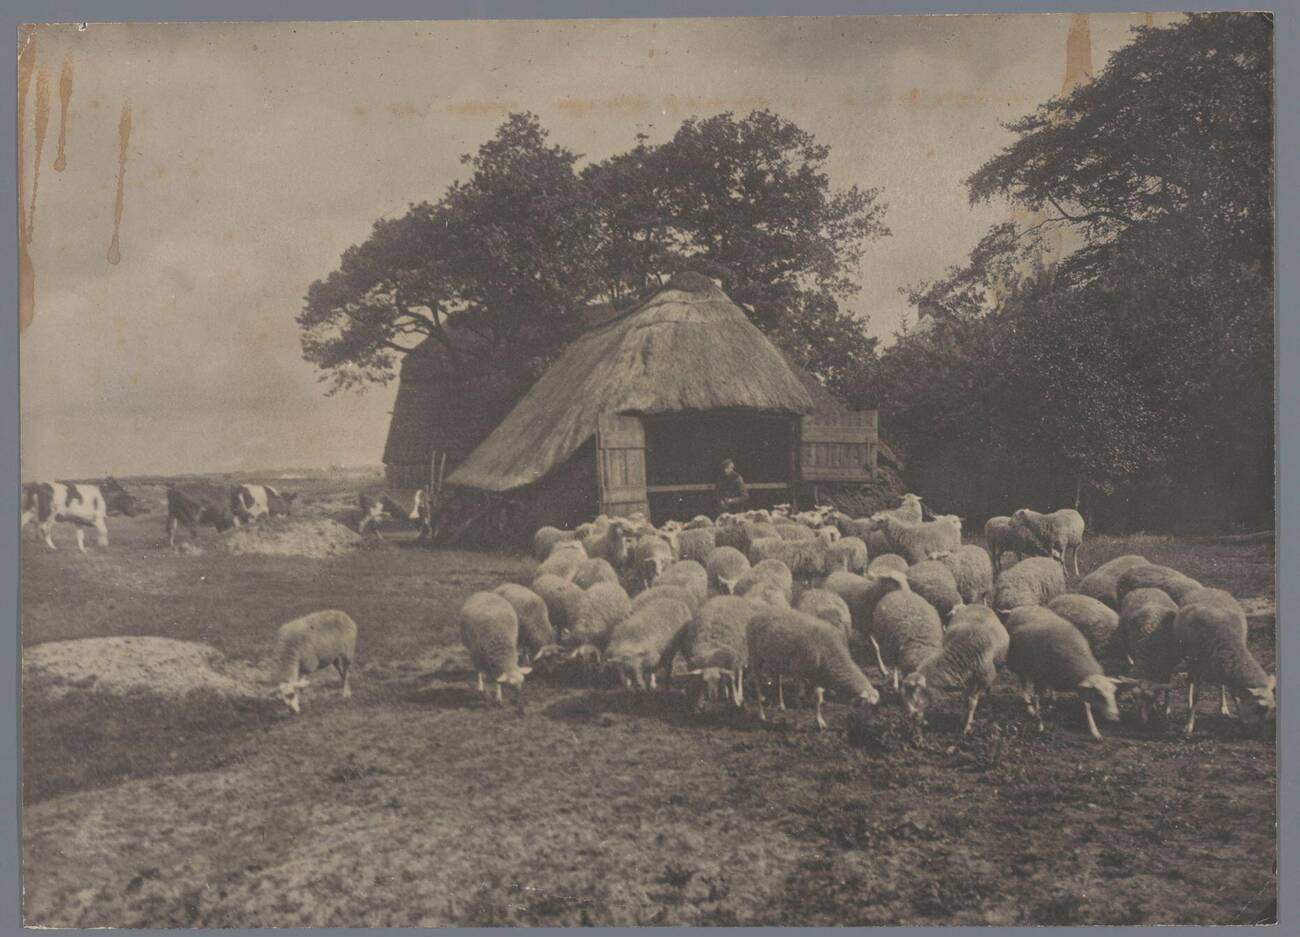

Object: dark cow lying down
[167,482,239,546]
[357,488,429,540]
[21,477,145,552]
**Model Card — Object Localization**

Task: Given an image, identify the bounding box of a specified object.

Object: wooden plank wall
[800,409,878,482]
[596,412,649,518]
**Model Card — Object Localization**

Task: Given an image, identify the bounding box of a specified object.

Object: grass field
[20,475,1278,926]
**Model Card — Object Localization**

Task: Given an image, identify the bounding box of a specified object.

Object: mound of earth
[24,637,264,702]
[218,517,362,559]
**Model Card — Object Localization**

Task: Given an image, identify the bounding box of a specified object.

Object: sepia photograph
[17,9,1277,927]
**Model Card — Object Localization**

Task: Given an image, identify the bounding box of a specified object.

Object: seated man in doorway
[716,458,750,514]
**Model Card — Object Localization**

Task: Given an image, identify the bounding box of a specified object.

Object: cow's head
[102,478,147,516]
[268,491,298,517]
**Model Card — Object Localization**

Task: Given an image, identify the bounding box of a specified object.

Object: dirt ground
[20,474,1278,926]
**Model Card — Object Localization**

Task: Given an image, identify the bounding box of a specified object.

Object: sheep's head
[496,665,532,689]
[272,677,311,714]
[876,570,911,595]
[1077,674,1122,722]
[640,555,669,587]
[684,665,731,704]
[1239,676,1276,728]
[899,672,931,721]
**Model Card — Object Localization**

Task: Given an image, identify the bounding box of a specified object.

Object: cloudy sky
[18,13,1176,479]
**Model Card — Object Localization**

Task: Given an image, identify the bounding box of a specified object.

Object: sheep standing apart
[873,516,961,566]
[826,536,869,574]
[269,609,358,714]
[930,545,994,606]
[531,574,584,637]
[533,526,577,561]
[871,574,944,690]
[873,493,923,524]
[677,527,718,564]
[796,588,853,643]
[537,541,586,580]
[706,546,751,596]
[605,595,695,691]
[867,553,909,577]
[1078,555,1150,610]
[459,592,531,710]
[565,581,633,666]
[901,605,1009,734]
[1115,564,1203,607]
[1046,594,1122,666]
[657,560,709,609]
[493,583,556,661]
[631,534,675,589]
[679,595,762,706]
[1172,600,1274,736]
[1118,588,1181,722]
[1011,508,1085,577]
[573,557,620,590]
[1005,609,1129,740]
[746,607,880,730]
[735,559,795,604]
[993,557,1067,614]
[904,560,963,624]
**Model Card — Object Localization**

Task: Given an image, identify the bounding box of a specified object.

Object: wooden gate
[800,409,878,484]
[596,412,649,518]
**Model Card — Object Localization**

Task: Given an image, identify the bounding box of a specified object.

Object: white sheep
[992,556,1066,614]
[459,592,531,709]
[533,526,577,561]
[825,536,869,575]
[531,573,584,637]
[929,545,993,606]
[815,525,842,546]
[633,583,705,614]
[631,533,676,590]
[537,541,586,580]
[872,493,923,524]
[656,559,709,609]
[900,605,1009,734]
[679,595,761,705]
[565,581,632,666]
[605,594,696,691]
[1011,508,1086,577]
[493,583,556,661]
[872,516,961,566]
[582,520,630,569]
[796,588,852,643]
[1118,588,1180,722]
[1046,593,1121,665]
[1004,607,1131,740]
[573,557,620,590]
[1077,554,1150,610]
[706,545,751,596]
[819,569,907,647]
[1173,594,1274,736]
[268,609,357,714]
[775,523,817,542]
[735,558,795,603]
[904,559,963,623]
[746,607,881,730]
[1115,564,1203,607]
[866,553,909,577]
[677,527,718,564]
[871,573,944,690]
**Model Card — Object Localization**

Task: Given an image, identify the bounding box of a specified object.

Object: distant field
[20,476,1277,927]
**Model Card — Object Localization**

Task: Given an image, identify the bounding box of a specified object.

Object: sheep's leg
[962,691,982,735]
[648,671,658,691]
[733,668,744,706]
[1183,681,1197,737]
[476,672,485,694]
[494,682,504,705]
[892,668,900,692]
[814,686,828,732]
[870,637,888,676]
[1072,543,1081,578]
[1219,685,1232,716]
[336,658,352,699]
[1162,688,1173,720]
[754,679,767,722]
[777,676,786,711]
[1083,700,1103,741]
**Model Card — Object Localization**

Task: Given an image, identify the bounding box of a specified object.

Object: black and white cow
[21,478,143,552]
[166,482,238,546]
[357,488,429,540]
[232,484,298,525]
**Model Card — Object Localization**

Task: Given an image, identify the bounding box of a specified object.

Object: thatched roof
[446,273,816,493]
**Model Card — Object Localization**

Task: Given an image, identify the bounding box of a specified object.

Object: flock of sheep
[452,495,1276,741]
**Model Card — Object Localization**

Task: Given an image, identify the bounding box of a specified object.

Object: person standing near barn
[716,458,750,514]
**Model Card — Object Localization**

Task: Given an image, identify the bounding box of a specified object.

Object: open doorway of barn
[643,411,795,522]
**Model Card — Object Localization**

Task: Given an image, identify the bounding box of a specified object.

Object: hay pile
[24,637,264,702]
[218,517,362,559]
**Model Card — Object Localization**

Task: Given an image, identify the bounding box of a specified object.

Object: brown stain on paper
[108,102,132,266]
[53,54,73,172]
[27,66,52,244]
[18,30,37,332]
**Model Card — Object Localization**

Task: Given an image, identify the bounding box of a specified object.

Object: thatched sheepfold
[432,273,884,536]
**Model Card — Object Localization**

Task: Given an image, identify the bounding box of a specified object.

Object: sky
[17,12,1178,479]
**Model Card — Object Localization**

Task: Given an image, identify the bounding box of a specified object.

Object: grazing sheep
[873,516,961,566]
[745,583,792,609]
[930,545,994,606]
[632,534,676,589]
[537,541,586,580]
[1005,608,1130,740]
[1119,589,1181,722]
[459,593,530,709]
[605,595,695,691]
[657,560,709,608]
[1011,508,1086,577]
[826,536,869,575]
[796,588,853,642]
[679,595,762,706]
[706,546,751,596]
[900,605,1009,734]
[566,581,633,665]
[533,526,578,561]
[493,583,556,660]
[746,607,881,730]
[573,557,620,590]
[677,527,719,564]
[985,515,1053,575]
[633,583,705,614]
[775,523,817,542]
[1173,600,1275,736]
[1178,586,1247,621]
[1078,555,1150,610]
[531,574,584,637]
[867,553,909,577]
[993,557,1066,614]
[904,559,963,623]
[1046,593,1122,664]
[269,610,358,714]
[1115,564,1203,607]
[735,559,795,604]
[871,575,944,690]
[819,570,909,644]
